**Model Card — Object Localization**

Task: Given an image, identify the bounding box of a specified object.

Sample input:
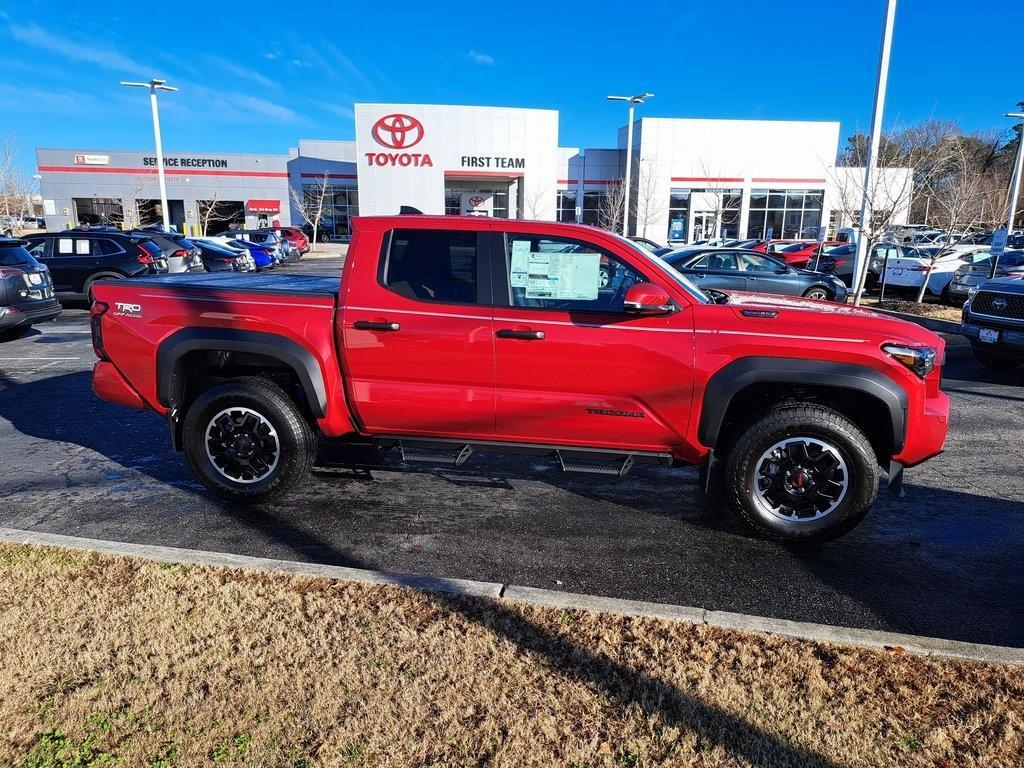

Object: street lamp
[120,78,178,231]
[607,92,654,236]
[990,110,1024,278]
[852,0,897,307]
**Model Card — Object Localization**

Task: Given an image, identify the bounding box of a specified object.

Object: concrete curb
[1,527,1020,667]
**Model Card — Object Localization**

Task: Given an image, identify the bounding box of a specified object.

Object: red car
[90,215,949,542]
[258,226,310,254]
[770,241,847,269]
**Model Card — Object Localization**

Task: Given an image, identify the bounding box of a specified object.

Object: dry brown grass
[0,543,1020,768]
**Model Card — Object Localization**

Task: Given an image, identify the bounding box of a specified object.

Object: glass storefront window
[556,191,577,222]
[307,184,359,241]
[747,188,824,239]
[581,192,602,226]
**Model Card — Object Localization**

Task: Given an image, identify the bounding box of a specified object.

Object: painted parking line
[0,357,81,361]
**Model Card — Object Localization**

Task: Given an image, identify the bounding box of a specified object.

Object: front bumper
[962,321,1024,355]
[893,388,950,467]
[0,298,62,328]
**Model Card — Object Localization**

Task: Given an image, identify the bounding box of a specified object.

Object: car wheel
[724,403,880,542]
[802,287,830,300]
[84,273,124,302]
[972,348,1020,371]
[599,267,611,289]
[183,377,316,501]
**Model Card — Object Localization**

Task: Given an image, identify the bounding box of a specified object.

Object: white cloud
[467,50,495,66]
[8,22,147,73]
[308,101,355,120]
[198,55,277,91]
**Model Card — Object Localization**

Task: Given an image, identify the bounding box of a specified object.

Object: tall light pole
[1003,112,1024,237]
[852,0,897,306]
[607,92,654,236]
[121,78,178,231]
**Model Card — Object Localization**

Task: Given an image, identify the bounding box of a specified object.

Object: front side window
[383,229,479,304]
[738,253,779,272]
[503,234,647,313]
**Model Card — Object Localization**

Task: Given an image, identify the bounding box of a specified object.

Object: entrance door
[691,211,717,242]
[340,226,496,439]
[490,229,694,452]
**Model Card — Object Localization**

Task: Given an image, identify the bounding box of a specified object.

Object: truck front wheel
[724,404,880,542]
[182,377,316,501]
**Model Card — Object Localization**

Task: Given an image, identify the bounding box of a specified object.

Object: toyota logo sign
[468,195,485,207]
[372,113,424,150]
[992,297,1008,310]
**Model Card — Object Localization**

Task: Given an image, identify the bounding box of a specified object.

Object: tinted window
[693,253,738,271]
[738,253,781,272]
[384,229,478,303]
[504,233,647,313]
[93,238,123,256]
[23,239,47,259]
[0,246,38,267]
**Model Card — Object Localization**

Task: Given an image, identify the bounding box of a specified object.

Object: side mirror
[775,267,791,274]
[623,282,675,315]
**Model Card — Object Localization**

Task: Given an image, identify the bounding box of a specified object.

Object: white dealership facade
[36,102,910,242]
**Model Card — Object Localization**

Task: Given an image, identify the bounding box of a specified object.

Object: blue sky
[1,0,1022,173]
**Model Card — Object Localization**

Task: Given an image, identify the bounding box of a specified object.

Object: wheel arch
[699,357,907,460]
[157,327,328,425]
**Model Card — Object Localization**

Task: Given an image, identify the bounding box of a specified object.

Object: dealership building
[36,102,909,242]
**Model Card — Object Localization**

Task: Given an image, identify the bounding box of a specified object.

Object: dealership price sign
[510,241,600,300]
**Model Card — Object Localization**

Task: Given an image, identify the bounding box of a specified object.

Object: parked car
[0,237,61,339]
[203,235,276,271]
[961,277,1024,370]
[662,247,848,301]
[771,241,847,269]
[947,251,1024,304]
[628,236,672,257]
[132,231,203,274]
[193,239,257,272]
[829,242,908,289]
[258,226,310,255]
[21,231,168,299]
[222,230,299,264]
[90,215,948,542]
[883,245,993,300]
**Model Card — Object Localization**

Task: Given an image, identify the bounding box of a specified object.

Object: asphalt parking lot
[0,257,1021,648]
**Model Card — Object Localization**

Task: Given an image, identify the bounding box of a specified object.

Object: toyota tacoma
[90,216,949,541]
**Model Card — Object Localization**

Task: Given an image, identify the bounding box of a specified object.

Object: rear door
[687,251,746,292]
[339,225,496,439]
[489,228,694,451]
[46,236,98,293]
[739,251,801,295]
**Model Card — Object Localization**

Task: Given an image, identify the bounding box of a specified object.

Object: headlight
[883,344,937,378]
[967,286,980,300]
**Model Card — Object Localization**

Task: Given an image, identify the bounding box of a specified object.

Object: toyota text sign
[366,113,433,167]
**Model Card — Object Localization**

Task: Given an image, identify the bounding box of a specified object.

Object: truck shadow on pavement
[0,370,1021,649]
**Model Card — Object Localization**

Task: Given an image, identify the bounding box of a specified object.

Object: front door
[686,251,747,292]
[490,230,694,452]
[738,251,800,295]
[340,226,496,439]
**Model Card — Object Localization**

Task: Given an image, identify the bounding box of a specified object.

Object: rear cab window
[382,228,481,304]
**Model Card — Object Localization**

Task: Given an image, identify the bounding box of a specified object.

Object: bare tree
[520,185,549,220]
[197,180,234,237]
[111,174,155,230]
[632,158,661,238]
[289,172,331,252]
[0,128,35,234]
[598,181,625,233]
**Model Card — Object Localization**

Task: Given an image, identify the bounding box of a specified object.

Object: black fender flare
[156,327,328,418]
[698,356,907,451]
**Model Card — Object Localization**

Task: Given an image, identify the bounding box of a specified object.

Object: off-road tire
[724,403,880,542]
[972,347,1020,371]
[183,377,316,501]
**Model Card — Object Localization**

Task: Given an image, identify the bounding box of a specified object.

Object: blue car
[228,239,276,271]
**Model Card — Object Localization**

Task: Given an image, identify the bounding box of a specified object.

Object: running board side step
[557,450,636,477]
[399,441,474,467]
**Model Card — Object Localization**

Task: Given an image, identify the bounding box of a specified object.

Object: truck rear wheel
[724,403,880,542]
[182,377,315,501]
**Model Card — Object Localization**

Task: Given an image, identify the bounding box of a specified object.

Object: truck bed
[116,272,340,299]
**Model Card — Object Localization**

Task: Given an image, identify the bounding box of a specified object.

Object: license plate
[979,328,999,344]
[890,268,904,276]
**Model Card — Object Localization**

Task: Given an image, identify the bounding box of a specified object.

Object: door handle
[353,320,400,331]
[496,329,545,340]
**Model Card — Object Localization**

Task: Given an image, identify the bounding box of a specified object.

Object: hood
[974,277,1024,295]
[718,290,943,347]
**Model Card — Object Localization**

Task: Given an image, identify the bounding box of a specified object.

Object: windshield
[780,242,810,253]
[0,245,39,268]
[612,234,711,304]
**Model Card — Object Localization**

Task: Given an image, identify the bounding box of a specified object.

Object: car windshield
[780,242,810,253]
[612,235,711,304]
[976,252,1024,268]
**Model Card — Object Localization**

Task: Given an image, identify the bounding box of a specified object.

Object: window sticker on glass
[524,251,601,300]
[58,238,73,254]
[76,240,90,255]
[510,240,530,287]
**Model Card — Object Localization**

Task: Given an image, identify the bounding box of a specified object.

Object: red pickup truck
[90,215,950,541]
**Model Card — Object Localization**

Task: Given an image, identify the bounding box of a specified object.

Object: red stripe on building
[301,172,357,179]
[443,170,525,178]
[37,165,288,178]
[750,177,826,184]
[670,176,744,183]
